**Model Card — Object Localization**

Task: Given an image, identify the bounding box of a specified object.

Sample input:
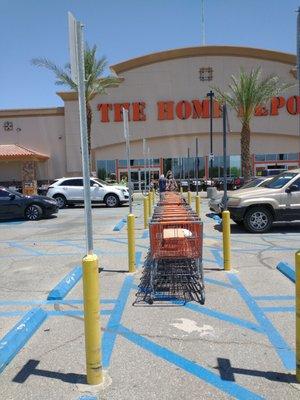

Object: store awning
[0,144,49,161]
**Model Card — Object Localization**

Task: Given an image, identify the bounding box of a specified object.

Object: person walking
[158,174,167,200]
[166,171,178,192]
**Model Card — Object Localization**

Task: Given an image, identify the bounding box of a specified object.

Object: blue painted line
[113,218,126,231]
[105,237,148,250]
[260,306,295,313]
[142,230,149,239]
[118,325,264,400]
[102,275,133,368]
[0,299,117,306]
[254,295,295,301]
[210,249,223,267]
[205,277,233,289]
[8,242,45,256]
[47,266,82,300]
[227,273,295,371]
[184,302,262,333]
[78,396,97,400]
[135,251,142,268]
[0,220,25,225]
[276,262,295,283]
[0,308,47,373]
[47,310,111,316]
[0,311,25,317]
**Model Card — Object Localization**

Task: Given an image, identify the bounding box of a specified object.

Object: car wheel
[54,194,67,209]
[244,206,273,233]
[25,205,42,221]
[105,194,120,208]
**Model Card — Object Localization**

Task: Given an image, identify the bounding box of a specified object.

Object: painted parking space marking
[227,273,295,371]
[118,325,264,400]
[102,275,133,368]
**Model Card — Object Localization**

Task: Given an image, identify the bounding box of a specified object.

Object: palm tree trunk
[241,121,252,182]
[86,101,93,172]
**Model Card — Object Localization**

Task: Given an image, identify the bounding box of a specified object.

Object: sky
[0,0,299,109]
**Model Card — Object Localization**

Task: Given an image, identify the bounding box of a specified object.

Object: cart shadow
[215,357,296,383]
[13,359,86,384]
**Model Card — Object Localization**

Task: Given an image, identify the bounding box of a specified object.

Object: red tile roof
[0,144,49,160]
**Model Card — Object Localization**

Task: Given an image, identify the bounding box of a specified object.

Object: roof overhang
[0,145,49,162]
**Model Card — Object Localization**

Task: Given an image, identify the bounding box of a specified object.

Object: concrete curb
[0,308,47,373]
[276,262,295,283]
[47,266,82,300]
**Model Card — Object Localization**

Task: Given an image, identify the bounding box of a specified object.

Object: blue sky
[0,0,299,109]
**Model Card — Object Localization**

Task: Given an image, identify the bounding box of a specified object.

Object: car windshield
[93,178,111,186]
[241,178,262,189]
[264,172,297,189]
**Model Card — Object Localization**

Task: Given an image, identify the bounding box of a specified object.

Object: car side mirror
[9,193,15,200]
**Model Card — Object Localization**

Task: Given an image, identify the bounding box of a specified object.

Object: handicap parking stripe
[118,325,264,400]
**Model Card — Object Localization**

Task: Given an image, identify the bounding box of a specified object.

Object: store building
[0,46,299,190]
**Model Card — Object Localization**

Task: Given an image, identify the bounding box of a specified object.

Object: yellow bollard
[222,210,231,271]
[195,195,201,217]
[187,191,192,205]
[82,253,102,385]
[143,196,149,228]
[149,192,153,216]
[152,189,156,206]
[296,251,300,382]
[180,186,183,194]
[127,213,136,273]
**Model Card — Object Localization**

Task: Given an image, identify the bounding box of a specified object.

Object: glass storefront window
[265,154,278,161]
[255,154,265,161]
[96,160,116,180]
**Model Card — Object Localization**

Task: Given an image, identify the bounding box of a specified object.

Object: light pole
[207,90,214,180]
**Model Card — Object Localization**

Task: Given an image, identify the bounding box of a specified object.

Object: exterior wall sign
[97,95,300,123]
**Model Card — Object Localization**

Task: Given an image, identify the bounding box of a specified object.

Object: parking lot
[0,195,299,400]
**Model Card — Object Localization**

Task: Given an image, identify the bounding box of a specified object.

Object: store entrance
[118,168,160,191]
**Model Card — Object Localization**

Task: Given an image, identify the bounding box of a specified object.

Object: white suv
[46,177,129,208]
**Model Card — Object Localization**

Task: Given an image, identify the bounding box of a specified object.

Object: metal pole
[207,90,214,180]
[76,22,93,255]
[187,147,190,191]
[222,104,228,210]
[147,147,150,193]
[297,8,300,159]
[123,108,132,214]
[196,138,199,195]
[143,139,146,194]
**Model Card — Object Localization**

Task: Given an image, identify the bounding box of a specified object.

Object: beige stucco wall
[0,111,66,180]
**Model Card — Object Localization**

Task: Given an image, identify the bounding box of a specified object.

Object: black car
[0,187,59,221]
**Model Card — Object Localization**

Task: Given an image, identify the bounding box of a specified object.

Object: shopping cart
[145,194,205,305]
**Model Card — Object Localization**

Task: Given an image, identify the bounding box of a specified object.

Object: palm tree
[214,67,291,182]
[32,44,120,168]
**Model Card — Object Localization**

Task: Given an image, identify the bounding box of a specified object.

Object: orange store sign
[97,96,300,122]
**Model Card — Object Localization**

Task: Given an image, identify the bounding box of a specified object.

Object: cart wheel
[199,289,205,305]
[148,298,154,305]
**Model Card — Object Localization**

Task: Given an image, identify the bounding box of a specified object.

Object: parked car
[209,177,272,214]
[0,187,58,220]
[227,169,300,232]
[46,177,130,208]
[213,177,245,190]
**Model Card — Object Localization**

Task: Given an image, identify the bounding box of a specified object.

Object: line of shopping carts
[135,192,205,305]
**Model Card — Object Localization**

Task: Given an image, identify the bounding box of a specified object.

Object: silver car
[209,177,272,214]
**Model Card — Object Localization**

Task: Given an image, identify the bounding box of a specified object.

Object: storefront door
[118,168,160,191]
